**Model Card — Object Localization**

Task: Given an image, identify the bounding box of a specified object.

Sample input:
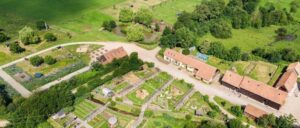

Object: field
[152,0,202,24]
[152,79,193,110]
[127,72,172,106]
[72,100,99,119]
[88,108,136,128]
[141,113,193,128]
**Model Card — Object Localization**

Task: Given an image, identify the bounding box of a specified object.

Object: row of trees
[19,26,57,45]
[257,114,296,128]
[252,48,300,63]
[160,27,196,48]
[30,55,57,67]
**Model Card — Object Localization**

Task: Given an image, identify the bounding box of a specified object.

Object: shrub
[0,33,9,42]
[36,20,48,30]
[19,26,40,45]
[44,33,57,42]
[241,53,250,61]
[221,101,226,107]
[146,62,155,68]
[207,111,217,118]
[185,114,192,120]
[182,49,190,55]
[210,20,232,39]
[227,119,244,128]
[134,8,153,26]
[203,95,209,103]
[144,110,154,117]
[208,102,220,112]
[230,106,243,117]
[102,20,117,32]
[9,42,25,53]
[119,8,134,22]
[30,56,44,67]
[126,24,145,42]
[44,55,57,65]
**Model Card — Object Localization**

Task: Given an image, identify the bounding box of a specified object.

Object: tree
[44,55,57,65]
[134,8,153,26]
[36,20,48,30]
[126,24,145,42]
[210,20,232,38]
[102,20,117,32]
[9,42,25,53]
[257,114,277,127]
[159,34,177,48]
[174,27,196,48]
[19,26,40,45]
[276,114,296,128]
[207,42,226,58]
[241,53,250,61]
[207,111,217,118]
[162,27,172,36]
[265,51,282,63]
[119,8,134,22]
[44,33,57,42]
[252,48,266,57]
[30,56,44,67]
[200,120,227,128]
[275,27,287,40]
[198,41,211,54]
[227,46,241,61]
[0,33,9,42]
[230,7,250,29]
[227,119,244,128]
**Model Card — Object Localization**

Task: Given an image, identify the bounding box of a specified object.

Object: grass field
[127,72,172,106]
[141,113,192,128]
[152,0,202,24]
[73,100,99,119]
[153,79,193,110]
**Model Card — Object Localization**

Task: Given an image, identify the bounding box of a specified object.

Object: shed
[196,52,209,62]
[108,116,117,126]
[102,88,114,97]
[52,110,66,120]
[195,109,204,116]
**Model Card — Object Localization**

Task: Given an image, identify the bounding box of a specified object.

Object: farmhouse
[164,49,217,83]
[244,104,267,120]
[221,71,288,109]
[96,47,127,64]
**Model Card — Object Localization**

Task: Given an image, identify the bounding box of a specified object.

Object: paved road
[0,69,32,97]
[0,41,299,122]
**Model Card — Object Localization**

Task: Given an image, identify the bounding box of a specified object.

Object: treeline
[160,0,296,48]
[4,52,144,128]
[252,48,300,63]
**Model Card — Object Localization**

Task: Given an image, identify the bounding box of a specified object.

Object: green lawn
[141,113,195,128]
[73,100,99,119]
[127,72,172,106]
[152,0,203,24]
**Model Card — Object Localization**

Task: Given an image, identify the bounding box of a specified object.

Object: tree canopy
[19,26,40,45]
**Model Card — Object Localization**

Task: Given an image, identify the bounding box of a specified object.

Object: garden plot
[152,79,193,110]
[72,100,100,119]
[126,72,172,106]
[180,92,211,114]
[133,68,158,79]
[248,61,278,84]
[88,108,136,128]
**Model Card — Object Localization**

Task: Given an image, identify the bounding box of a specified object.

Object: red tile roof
[244,104,267,118]
[287,62,300,75]
[97,47,127,64]
[222,71,243,88]
[240,76,288,105]
[164,49,217,81]
[275,70,298,92]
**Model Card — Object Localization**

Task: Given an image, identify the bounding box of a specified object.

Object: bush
[203,95,209,103]
[208,102,220,112]
[119,8,134,22]
[227,119,244,128]
[185,114,192,120]
[230,106,243,117]
[126,24,145,42]
[144,110,154,117]
[102,20,117,32]
[9,42,25,53]
[207,111,217,118]
[0,33,9,42]
[221,101,226,107]
[134,8,153,26]
[19,26,40,45]
[44,33,57,42]
[44,55,57,65]
[36,20,48,30]
[182,49,190,55]
[30,56,44,67]
[145,62,155,68]
[241,53,250,61]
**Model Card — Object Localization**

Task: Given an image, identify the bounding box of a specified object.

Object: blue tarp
[34,73,43,78]
[196,52,209,61]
